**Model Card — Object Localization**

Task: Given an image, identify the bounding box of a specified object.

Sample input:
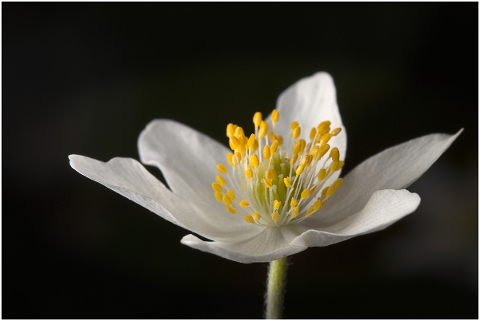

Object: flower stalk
[265,257,288,319]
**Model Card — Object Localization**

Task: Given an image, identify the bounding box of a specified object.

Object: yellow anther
[309,127,317,140]
[211,183,222,192]
[223,194,232,206]
[229,139,235,150]
[318,144,330,159]
[330,147,340,162]
[331,127,342,136]
[270,140,278,154]
[273,200,281,210]
[290,154,298,165]
[234,152,242,164]
[293,141,302,155]
[333,178,343,190]
[306,207,315,217]
[310,146,320,158]
[296,164,305,175]
[300,154,313,166]
[248,134,259,151]
[230,136,240,150]
[253,112,262,127]
[290,198,298,207]
[227,153,234,166]
[245,168,253,179]
[216,164,228,174]
[301,188,311,199]
[290,121,299,131]
[326,185,335,197]
[258,121,269,138]
[266,168,277,180]
[226,205,236,214]
[234,126,245,139]
[214,191,223,202]
[319,133,332,146]
[271,212,279,222]
[263,145,271,159]
[321,187,329,196]
[264,178,273,188]
[252,212,260,221]
[276,135,284,146]
[269,131,275,142]
[291,206,299,218]
[317,168,327,181]
[313,199,323,211]
[292,126,301,139]
[227,189,236,201]
[226,123,236,137]
[216,175,226,187]
[317,121,331,134]
[271,109,279,124]
[249,154,259,168]
[331,160,345,172]
[244,215,255,224]
[298,139,306,153]
[240,199,249,208]
[283,177,292,187]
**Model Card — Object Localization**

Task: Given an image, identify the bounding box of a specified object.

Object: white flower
[69,72,461,264]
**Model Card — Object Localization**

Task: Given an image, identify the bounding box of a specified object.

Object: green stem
[265,257,288,319]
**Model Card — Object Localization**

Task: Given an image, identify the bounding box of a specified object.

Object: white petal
[138,119,233,214]
[309,130,461,226]
[291,189,420,248]
[181,224,308,264]
[69,155,257,242]
[266,72,347,162]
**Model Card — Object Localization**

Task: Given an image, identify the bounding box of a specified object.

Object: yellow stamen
[273,200,281,210]
[333,178,343,189]
[258,121,269,138]
[296,164,305,175]
[214,191,223,202]
[272,109,279,124]
[227,189,236,201]
[234,126,245,139]
[306,207,314,217]
[300,154,313,166]
[227,153,234,166]
[248,134,258,151]
[249,154,259,168]
[216,175,226,187]
[283,177,292,187]
[290,121,299,131]
[226,205,236,214]
[290,198,298,207]
[326,185,335,197]
[226,123,236,137]
[276,135,284,146]
[270,140,278,154]
[216,164,228,174]
[223,194,232,206]
[211,183,222,192]
[313,199,322,211]
[271,212,279,222]
[301,188,311,199]
[264,178,273,188]
[253,112,262,127]
[263,145,271,159]
[252,212,260,221]
[240,199,249,208]
[317,168,326,181]
[331,127,342,136]
[244,215,255,224]
[291,206,299,218]
[319,133,332,146]
[309,127,317,140]
[330,147,340,162]
[266,168,277,180]
[245,168,253,179]
[292,126,301,139]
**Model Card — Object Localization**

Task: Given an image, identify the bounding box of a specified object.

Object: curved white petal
[69,155,259,242]
[266,72,347,163]
[138,119,237,218]
[308,130,461,227]
[181,224,308,264]
[291,189,420,248]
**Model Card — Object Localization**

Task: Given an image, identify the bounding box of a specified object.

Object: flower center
[211,110,344,227]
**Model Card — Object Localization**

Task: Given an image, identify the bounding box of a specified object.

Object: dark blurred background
[3,2,477,318]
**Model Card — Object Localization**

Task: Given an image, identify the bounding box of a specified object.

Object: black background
[3,2,478,318]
